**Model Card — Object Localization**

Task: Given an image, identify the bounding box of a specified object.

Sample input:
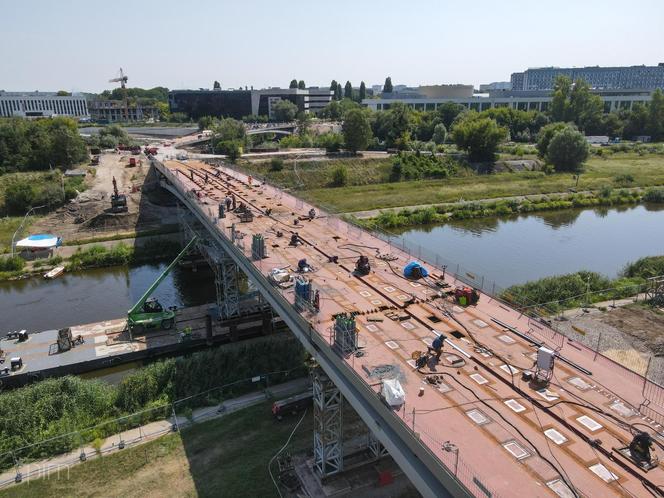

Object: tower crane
[109,68,129,121]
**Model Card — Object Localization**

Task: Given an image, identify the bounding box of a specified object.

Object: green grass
[0,402,313,498]
[0,217,29,254]
[298,153,664,212]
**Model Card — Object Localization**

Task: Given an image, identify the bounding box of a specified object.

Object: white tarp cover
[16,234,61,249]
[382,378,405,406]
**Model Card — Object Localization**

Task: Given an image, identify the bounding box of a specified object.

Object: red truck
[144,147,158,155]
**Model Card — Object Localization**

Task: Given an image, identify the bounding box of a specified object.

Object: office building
[510,64,664,91]
[0,91,89,118]
[168,87,333,120]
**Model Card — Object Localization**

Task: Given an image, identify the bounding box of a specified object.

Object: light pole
[11,205,46,257]
[442,441,459,475]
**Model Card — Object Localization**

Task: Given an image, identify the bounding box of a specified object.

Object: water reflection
[0,264,216,333]
[398,204,664,288]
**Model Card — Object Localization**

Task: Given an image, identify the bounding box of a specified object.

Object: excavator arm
[128,236,198,317]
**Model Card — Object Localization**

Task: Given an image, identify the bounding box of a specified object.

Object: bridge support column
[312,368,344,478]
[368,430,389,459]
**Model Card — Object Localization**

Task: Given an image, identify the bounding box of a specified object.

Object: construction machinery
[110,177,128,213]
[454,286,480,306]
[127,237,198,333]
[109,68,129,121]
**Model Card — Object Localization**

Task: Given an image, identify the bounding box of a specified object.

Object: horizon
[1,0,663,93]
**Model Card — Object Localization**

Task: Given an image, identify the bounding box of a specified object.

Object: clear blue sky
[2,0,663,93]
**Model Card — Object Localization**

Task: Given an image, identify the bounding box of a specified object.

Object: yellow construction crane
[109,68,129,121]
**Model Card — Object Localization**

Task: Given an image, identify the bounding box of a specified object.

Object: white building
[0,91,89,119]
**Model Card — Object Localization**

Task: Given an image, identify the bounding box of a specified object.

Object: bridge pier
[312,368,344,478]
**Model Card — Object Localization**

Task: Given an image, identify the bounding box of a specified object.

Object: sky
[1,0,663,93]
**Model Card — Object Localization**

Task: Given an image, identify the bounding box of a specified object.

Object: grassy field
[240,153,664,213]
[0,402,314,498]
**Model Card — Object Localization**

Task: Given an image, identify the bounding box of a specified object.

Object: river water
[0,264,215,334]
[397,204,664,289]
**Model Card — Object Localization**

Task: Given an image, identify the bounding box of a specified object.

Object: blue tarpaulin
[403,261,429,279]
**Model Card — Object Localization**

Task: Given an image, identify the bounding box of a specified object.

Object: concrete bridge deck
[153,156,664,498]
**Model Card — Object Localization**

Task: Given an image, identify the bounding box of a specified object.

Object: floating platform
[0,301,284,389]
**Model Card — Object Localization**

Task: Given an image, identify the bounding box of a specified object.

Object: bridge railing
[156,160,506,498]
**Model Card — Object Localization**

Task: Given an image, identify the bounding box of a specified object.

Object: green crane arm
[128,236,198,316]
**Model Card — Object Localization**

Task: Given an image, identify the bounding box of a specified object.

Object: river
[0,263,215,334]
[397,203,664,289]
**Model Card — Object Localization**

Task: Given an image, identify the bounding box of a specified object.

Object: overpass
[151,156,664,497]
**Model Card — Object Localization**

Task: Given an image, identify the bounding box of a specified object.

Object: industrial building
[168,87,333,120]
[0,91,89,119]
[510,63,664,91]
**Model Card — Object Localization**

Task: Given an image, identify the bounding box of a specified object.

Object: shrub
[270,158,284,171]
[614,173,635,185]
[643,188,664,203]
[0,255,26,272]
[452,114,507,162]
[4,180,36,214]
[622,256,664,279]
[331,165,348,187]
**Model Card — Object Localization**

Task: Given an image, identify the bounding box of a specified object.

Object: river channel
[0,263,215,334]
[396,203,664,289]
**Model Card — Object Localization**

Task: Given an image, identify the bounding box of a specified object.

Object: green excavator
[127,236,198,334]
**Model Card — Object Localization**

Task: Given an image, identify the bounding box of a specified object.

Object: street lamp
[11,205,46,257]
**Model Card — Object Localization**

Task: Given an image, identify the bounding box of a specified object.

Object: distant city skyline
[1,0,663,93]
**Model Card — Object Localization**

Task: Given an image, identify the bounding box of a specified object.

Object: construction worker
[428,334,446,361]
[225,195,232,211]
[308,208,316,220]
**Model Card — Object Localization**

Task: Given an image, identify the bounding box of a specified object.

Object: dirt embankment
[31,152,178,241]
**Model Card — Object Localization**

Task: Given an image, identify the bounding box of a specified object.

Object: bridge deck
[159,158,664,497]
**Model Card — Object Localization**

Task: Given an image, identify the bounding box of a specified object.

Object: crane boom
[128,237,198,316]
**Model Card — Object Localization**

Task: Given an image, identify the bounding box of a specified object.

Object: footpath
[0,377,309,490]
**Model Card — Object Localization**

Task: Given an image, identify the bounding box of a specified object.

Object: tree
[550,75,573,123]
[373,102,414,148]
[198,116,216,131]
[296,111,312,135]
[435,102,465,129]
[56,90,71,96]
[432,123,447,145]
[289,79,298,89]
[602,113,623,139]
[359,81,366,101]
[329,80,338,94]
[344,81,353,99]
[648,88,664,141]
[213,81,221,90]
[452,114,507,162]
[272,99,298,121]
[546,127,589,172]
[569,79,604,134]
[383,77,393,93]
[298,80,306,90]
[212,118,246,142]
[216,140,242,162]
[334,82,342,101]
[623,104,649,139]
[342,109,372,153]
[536,122,571,158]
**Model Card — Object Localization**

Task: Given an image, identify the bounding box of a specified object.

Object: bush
[4,180,36,214]
[536,122,571,157]
[315,132,344,153]
[0,255,26,272]
[643,188,664,203]
[331,165,348,187]
[622,256,664,279]
[270,158,284,171]
[216,140,243,162]
[390,153,458,181]
[546,128,589,172]
[614,173,635,185]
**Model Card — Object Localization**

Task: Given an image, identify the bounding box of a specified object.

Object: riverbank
[364,187,664,228]
[0,232,182,281]
[499,256,664,313]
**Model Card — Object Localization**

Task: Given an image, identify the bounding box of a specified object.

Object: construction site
[99,149,661,498]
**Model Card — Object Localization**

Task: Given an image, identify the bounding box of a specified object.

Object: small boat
[44,266,65,279]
